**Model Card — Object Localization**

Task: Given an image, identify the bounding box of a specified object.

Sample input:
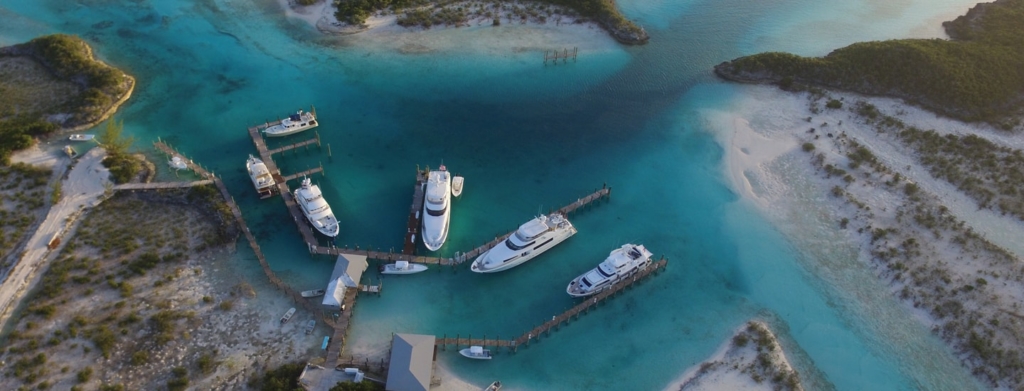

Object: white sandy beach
[664,321,802,391]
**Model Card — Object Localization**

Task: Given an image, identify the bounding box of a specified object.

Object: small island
[313,0,649,44]
[713,0,1024,129]
[0,34,135,163]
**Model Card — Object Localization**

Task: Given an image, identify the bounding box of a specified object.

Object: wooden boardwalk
[113,179,214,191]
[435,258,668,352]
[403,169,427,255]
[153,140,335,331]
[309,184,611,266]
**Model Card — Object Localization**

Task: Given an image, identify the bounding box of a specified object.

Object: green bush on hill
[715,0,1024,126]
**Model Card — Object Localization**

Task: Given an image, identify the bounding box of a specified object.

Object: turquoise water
[1,0,988,390]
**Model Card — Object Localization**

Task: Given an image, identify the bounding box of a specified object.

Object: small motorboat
[483,381,502,391]
[459,345,492,360]
[301,289,326,298]
[304,319,316,335]
[68,134,95,141]
[452,175,464,197]
[280,307,296,324]
[169,156,187,170]
[379,260,428,275]
[63,145,78,158]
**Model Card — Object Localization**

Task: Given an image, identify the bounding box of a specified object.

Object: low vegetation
[714,0,1024,127]
[333,0,647,44]
[0,187,237,390]
[0,34,134,162]
[96,119,139,184]
[0,163,53,269]
[249,362,306,391]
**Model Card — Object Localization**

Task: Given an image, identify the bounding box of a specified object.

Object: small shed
[322,254,367,309]
[386,333,436,391]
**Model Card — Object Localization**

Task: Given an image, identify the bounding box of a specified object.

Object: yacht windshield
[427,205,447,217]
[505,238,535,251]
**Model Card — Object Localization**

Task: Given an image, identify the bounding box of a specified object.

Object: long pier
[435,258,668,352]
[112,179,214,191]
[309,184,611,265]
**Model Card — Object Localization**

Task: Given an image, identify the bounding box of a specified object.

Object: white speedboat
[280,307,296,324]
[566,244,653,297]
[68,134,94,141]
[294,177,340,237]
[380,260,428,275]
[301,289,325,298]
[264,109,317,137]
[452,175,464,197]
[421,165,451,251]
[247,154,276,195]
[484,381,502,391]
[304,319,316,335]
[459,346,492,360]
[471,213,576,273]
[169,156,187,170]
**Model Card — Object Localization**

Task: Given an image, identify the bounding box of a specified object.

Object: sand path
[0,147,111,327]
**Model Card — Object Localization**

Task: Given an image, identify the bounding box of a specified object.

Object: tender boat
[264,109,318,137]
[68,134,94,141]
[247,154,276,196]
[294,177,340,237]
[301,289,325,298]
[169,156,187,170]
[566,244,653,297]
[471,213,576,273]
[484,381,502,391]
[304,319,316,335]
[63,145,77,158]
[459,346,492,360]
[421,165,451,251]
[452,175,464,197]
[280,307,296,324]
[379,260,428,275]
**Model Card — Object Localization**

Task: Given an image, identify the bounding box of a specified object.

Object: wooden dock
[435,258,668,352]
[544,47,578,64]
[403,169,427,255]
[112,179,214,191]
[309,184,611,266]
[245,125,324,245]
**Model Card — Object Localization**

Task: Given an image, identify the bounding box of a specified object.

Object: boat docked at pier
[452,175,464,197]
[459,346,492,360]
[421,165,451,251]
[301,289,325,298]
[471,213,576,273]
[168,156,187,170]
[69,134,94,141]
[566,244,652,297]
[280,307,296,324]
[264,109,317,138]
[294,177,339,237]
[380,260,428,275]
[246,154,276,196]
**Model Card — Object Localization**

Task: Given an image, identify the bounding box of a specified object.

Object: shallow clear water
[1,0,988,389]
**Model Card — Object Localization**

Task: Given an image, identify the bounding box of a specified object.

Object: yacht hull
[471,227,576,273]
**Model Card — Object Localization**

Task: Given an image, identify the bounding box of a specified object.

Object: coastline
[61,41,136,133]
[709,84,1024,388]
[664,321,802,391]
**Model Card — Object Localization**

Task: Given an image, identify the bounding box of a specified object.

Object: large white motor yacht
[294,177,339,237]
[421,165,451,251]
[471,213,576,273]
[566,244,652,297]
[246,154,276,195]
[264,110,317,137]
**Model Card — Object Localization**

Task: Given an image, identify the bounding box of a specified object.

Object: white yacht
[68,134,94,141]
[264,109,317,137]
[294,177,340,237]
[421,165,451,251]
[247,154,276,196]
[168,156,187,170]
[471,213,576,273]
[566,244,653,297]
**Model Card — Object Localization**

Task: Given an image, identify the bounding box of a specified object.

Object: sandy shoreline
[709,84,1024,388]
[664,321,802,391]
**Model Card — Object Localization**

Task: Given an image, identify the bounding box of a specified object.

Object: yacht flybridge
[471,213,576,273]
[294,177,339,237]
[566,244,652,297]
[421,165,451,251]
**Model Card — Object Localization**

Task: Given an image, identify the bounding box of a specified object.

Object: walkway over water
[112,179,214,190]
[435,258,667,353]
[245,124,324,244]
